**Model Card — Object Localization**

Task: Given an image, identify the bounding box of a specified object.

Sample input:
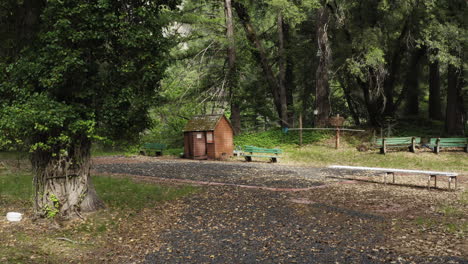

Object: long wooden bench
[243,145,282,163]
[427,137,467,154]
[140,143,167,156]
[374,137,421,154]
[329,165,458,190]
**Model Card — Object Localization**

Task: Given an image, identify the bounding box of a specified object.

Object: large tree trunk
[31,138,104,218]
[445,65,465,135]
[283,20,295,126]
[429,59,443,120]
[382,19,410,116]
[233,1,287,127]
[277,12,289,127]
[314,6,331,127]
[403,48,425,115]
[224,0,241,135]
[340,76,361,125]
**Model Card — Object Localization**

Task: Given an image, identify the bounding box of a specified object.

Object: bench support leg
[448,176,457,191]
[380,147,386,155]
[384,172,395,184]
[427,175,437,189]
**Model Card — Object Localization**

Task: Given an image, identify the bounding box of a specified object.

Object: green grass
[0,173,197,211]
[93,176,197,210]
[231,128,466,172]
[0,151,28,160]
[285,145,467,172]
[234,129,329,148]
[0,172,34,203]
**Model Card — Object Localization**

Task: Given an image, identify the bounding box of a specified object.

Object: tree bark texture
[429,59,443,120]
[339,76,361,125]
[314,7,331,127]
[282,19,295,126]
[277,13,289,127]
[445,65,465,135]
[224,0,241,135]
[382,18,410,116]
[31,138,104,218]
[403,48,425,115]
[233,1,288,127]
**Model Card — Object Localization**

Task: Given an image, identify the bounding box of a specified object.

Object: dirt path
[93,157,346,189]
[93,157,467,263]
[141,186,465,264]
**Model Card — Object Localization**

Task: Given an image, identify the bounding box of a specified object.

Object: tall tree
[428,58,443,120]
[233,0,288,127]
[445,65,465,135]
[402,48,425,115]
[224,0,241,134]
[314,5,331,127]
[0,0,178,218]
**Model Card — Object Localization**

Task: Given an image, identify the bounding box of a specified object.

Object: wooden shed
[183,114,234,160]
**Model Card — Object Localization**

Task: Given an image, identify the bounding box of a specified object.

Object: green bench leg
[270,157,277,163]
[245,156,252,162]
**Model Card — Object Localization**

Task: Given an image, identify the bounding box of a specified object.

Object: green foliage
[0,0,179,155]
[44,193,60,218]
[234,129,329,148]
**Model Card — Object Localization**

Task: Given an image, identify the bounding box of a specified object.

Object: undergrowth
[234,129,329,148]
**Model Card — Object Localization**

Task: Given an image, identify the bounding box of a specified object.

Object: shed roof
[183,114,225,132]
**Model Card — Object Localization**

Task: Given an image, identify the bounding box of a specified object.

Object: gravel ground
[93,158,339,188]
[142,186,465,264]
[93,157,467,264]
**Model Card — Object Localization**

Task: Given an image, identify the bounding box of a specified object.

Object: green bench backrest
[243,146,282,154]
[429,138,467,145]
[374,137,420,145]
[143,143,167,149]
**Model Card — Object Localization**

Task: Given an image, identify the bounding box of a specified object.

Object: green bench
[374,137,421,154]
[243,145,282,163]
[428,138,467,154]
[140,143,167,156]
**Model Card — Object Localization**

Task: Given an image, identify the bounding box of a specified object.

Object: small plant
[44,193,60,218]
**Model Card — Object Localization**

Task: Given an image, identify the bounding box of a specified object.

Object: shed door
[193,132,206,157]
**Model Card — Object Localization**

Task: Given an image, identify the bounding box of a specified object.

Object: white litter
[6,212,22,222]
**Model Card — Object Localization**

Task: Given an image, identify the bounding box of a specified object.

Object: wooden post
[335,127,340,149]
[299,113,303,146]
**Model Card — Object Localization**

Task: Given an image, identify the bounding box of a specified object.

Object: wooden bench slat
[428,137,467,154]
[243,145,282,162]
[329,165,458,190]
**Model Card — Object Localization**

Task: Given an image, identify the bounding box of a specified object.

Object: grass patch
[234,129,329,148]
[0,172,33,205]
[165,147,183,156]
[438,205,464,217]
[284,144,467,172]
[415,217,436,229]
[0,172,197,262]
[93,175,197,210]
[0,172,196,211]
